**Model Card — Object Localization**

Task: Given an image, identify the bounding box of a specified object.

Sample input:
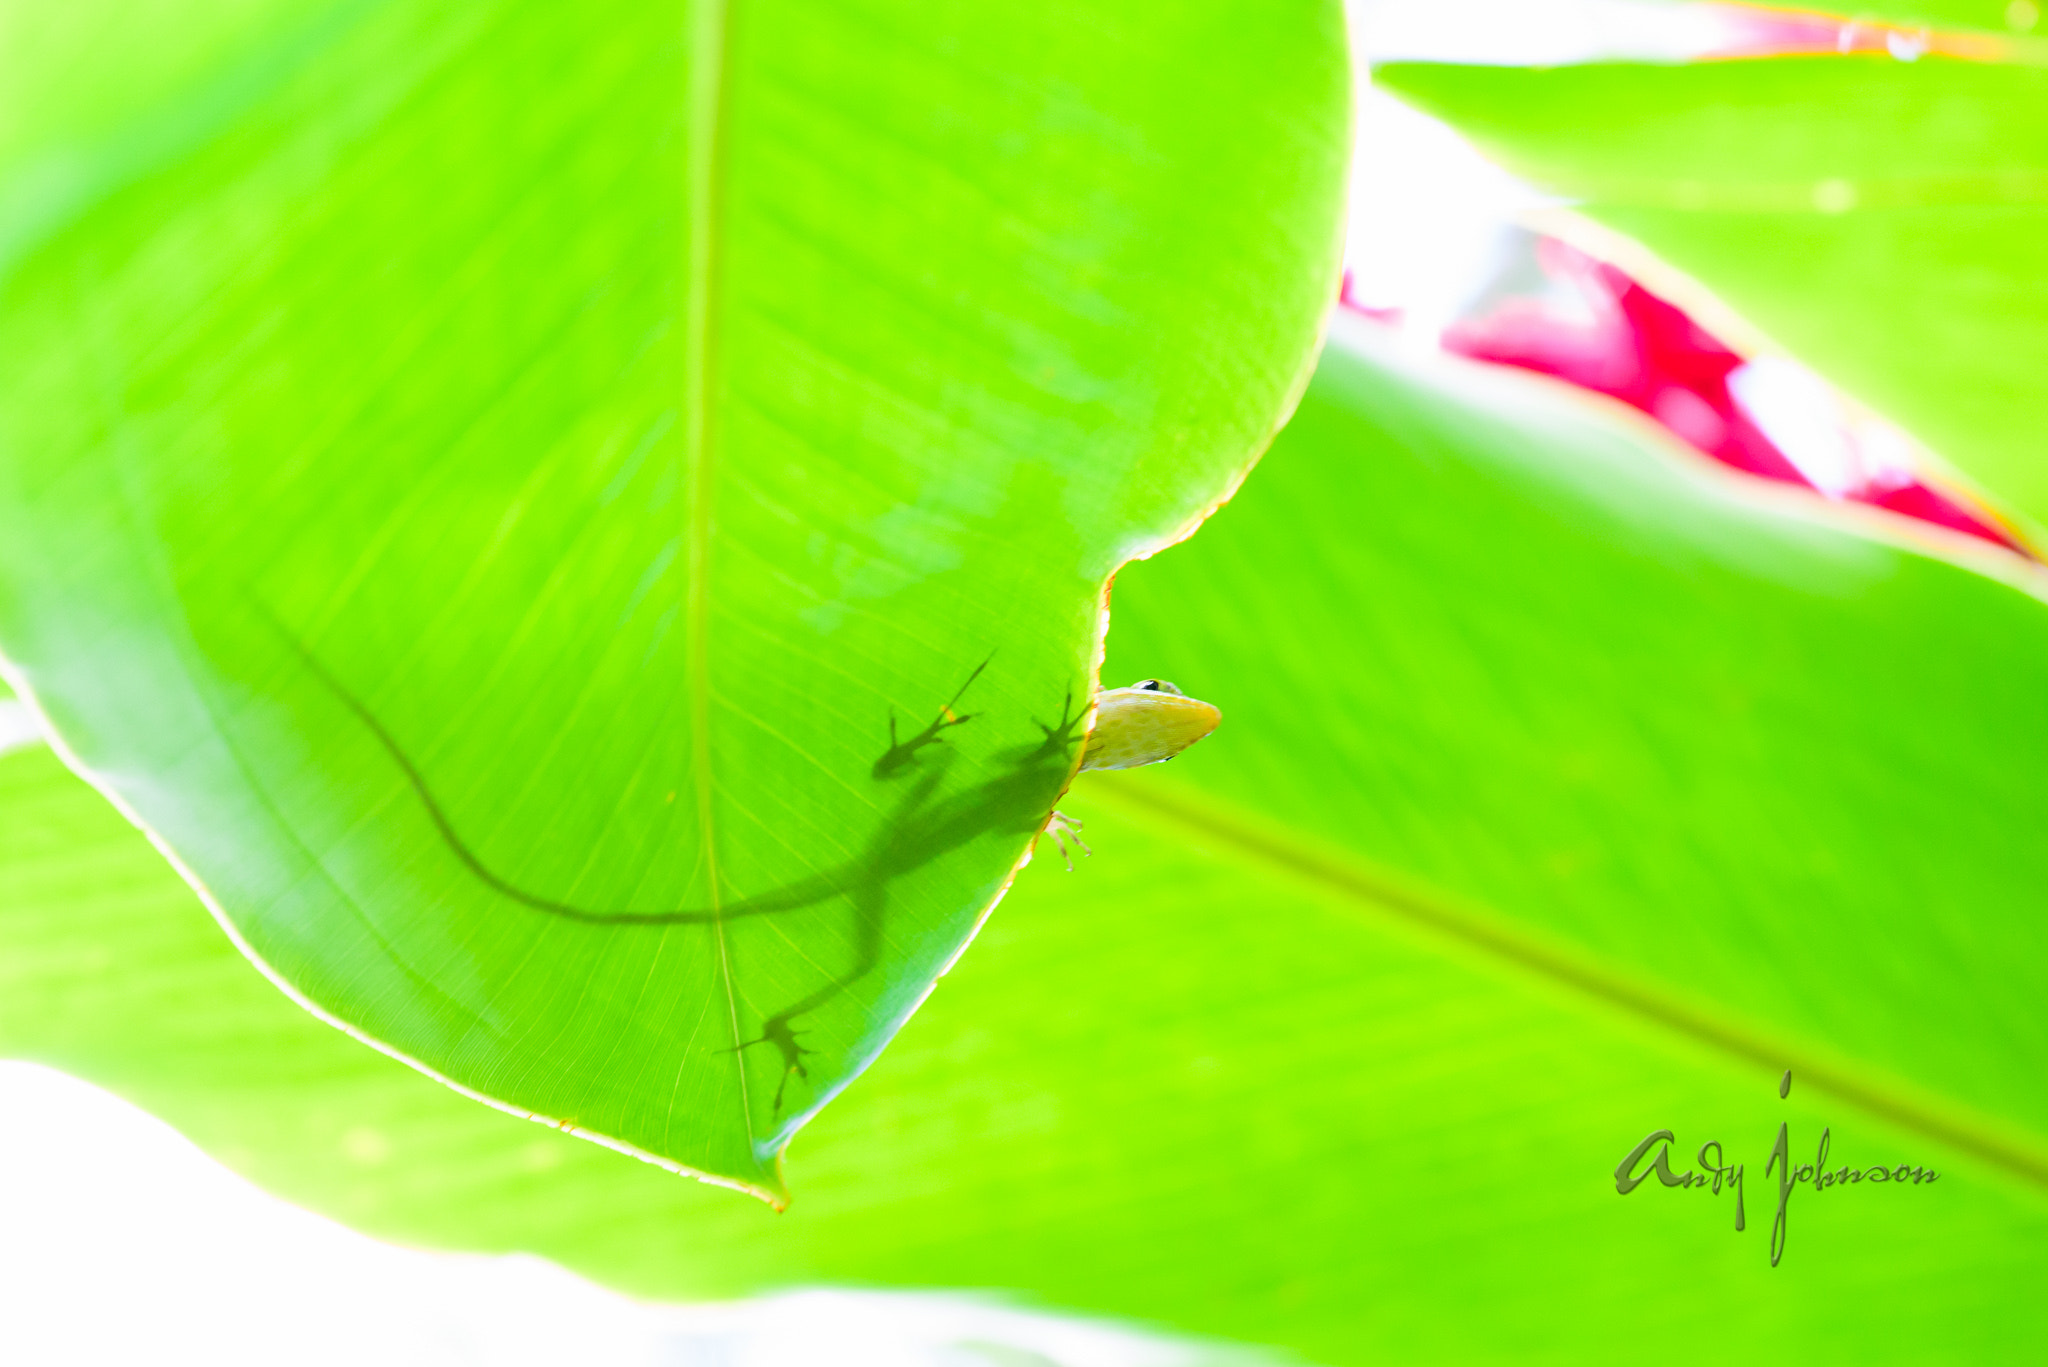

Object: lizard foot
[1042,809,1092,872]
[872,655,992,779]
[733,1015,816,1113]
[1038,689,1089,752]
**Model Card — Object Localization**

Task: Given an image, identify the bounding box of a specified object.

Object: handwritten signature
[1612,1071,1938,1265]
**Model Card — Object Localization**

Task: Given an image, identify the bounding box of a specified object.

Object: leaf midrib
[1091,772,2048,1194]
[680,0,754,1159]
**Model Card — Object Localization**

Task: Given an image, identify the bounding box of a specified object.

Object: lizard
[281,621,1219,1110]
[1038,676,1221,868]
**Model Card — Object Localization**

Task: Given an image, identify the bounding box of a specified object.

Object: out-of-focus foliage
[9,331,2046,1363]
[1693,0,2037,33]
[0,0,1348,1196]
[1378,55,2048,538]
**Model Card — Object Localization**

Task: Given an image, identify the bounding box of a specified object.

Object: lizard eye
[1133,679,1183,695]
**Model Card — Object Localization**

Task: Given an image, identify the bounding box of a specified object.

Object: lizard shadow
[285,633,1081,1117]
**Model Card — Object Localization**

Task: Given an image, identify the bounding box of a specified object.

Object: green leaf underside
[0,1,1349,1194]
[9,332,2048,1361]
[1376,56,2048,538]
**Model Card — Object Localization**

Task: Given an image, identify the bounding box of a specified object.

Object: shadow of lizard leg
[735,875,890,1114]
[871,653,992,779]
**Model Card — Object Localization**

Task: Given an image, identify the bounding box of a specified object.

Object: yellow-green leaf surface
[1376,54,2048,536]
[9,329,2047,1361]
[0,2,1349,1197]
[1862,0,2019,28]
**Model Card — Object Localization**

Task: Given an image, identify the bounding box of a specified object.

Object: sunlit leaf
[0,0,1349,1196]
[10,330,2048,1359]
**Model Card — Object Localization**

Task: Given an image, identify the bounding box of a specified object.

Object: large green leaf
[1376,56,2048,538]
[9,329,2048,1360]
[0,2,1348,1196]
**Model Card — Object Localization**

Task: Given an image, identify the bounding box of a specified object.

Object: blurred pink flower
[1369,238,2031,556]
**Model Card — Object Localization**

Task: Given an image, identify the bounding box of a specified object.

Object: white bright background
[0,1060,1238,1366]
[0,3,1906,1363]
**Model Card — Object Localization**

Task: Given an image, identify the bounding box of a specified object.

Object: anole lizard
[1040,677,1221,867]
[280,625,1218,1108]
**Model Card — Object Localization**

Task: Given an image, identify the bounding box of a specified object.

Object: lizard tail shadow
[272,619,1076,1116]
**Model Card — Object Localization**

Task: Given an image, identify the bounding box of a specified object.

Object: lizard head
[1078,678,1221,772]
